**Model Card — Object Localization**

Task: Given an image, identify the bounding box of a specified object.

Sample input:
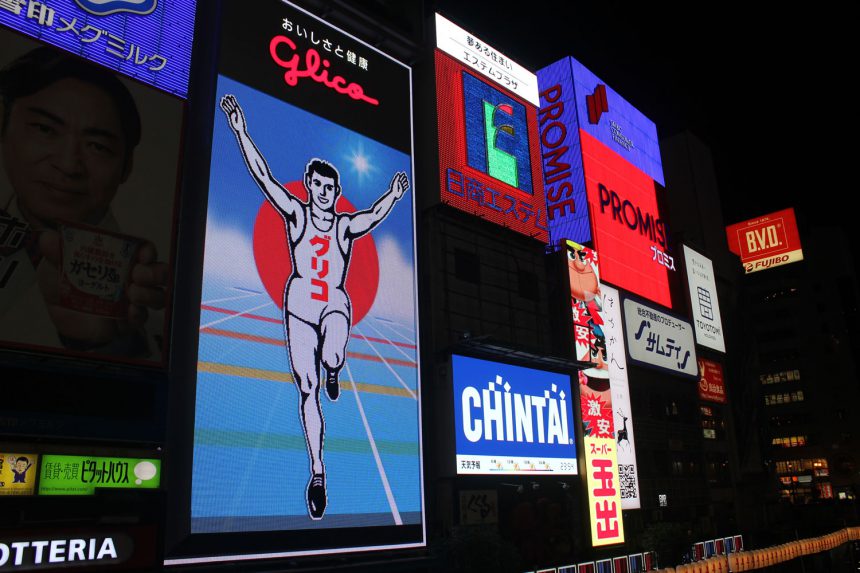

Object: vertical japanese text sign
[601,285,640,509]
[566,240,625,545]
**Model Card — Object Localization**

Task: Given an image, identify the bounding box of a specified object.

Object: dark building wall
[744,227,860,521]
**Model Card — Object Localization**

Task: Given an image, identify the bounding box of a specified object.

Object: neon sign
[269,35,379,106]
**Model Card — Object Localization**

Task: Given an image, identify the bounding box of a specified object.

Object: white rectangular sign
[683,245,725,353]
[435,13,539,106]
[623,297,698,378]
[602,286,640,509]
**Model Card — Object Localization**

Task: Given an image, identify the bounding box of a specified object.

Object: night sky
[434,1,853,249]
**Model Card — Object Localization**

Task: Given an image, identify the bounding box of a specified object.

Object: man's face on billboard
[306,171,338,212]
[1,78,130,229]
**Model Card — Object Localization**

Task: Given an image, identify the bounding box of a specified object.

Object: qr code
[619,464,637,499]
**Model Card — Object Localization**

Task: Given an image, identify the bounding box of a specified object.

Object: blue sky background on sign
[192,75,419,531]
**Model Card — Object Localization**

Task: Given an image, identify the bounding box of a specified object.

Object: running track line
[345,362,402,525]
[362,319,416,363]
[200,305,417,350]
[352,325,416,400]
[199,302,273,330]
[199,328,417,368]
[373,318,416,345]
[197,361,415,398]
[201,291,262,305]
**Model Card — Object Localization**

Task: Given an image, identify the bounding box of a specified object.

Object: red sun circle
[252,181,380,326]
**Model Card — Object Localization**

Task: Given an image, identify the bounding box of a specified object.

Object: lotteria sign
[0,538,118,570]
[725,208,803,274]
[0,526,154,571]
[452,355,577,475]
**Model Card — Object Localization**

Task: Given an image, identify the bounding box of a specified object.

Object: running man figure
[221,94,409,520]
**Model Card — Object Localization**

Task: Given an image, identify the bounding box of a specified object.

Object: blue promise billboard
[452,354,577,475]
[537,56,664,247]
[0,0,195,97]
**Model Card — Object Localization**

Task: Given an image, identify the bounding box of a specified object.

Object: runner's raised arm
[344,171,409,238]
[220,94,301,220]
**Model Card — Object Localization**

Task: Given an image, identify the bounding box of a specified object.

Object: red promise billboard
[582,131,673,308]
[725,208,803,273]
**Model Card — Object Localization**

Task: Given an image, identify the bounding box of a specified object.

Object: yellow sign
[0,453,38,495]
[583,437,624,546]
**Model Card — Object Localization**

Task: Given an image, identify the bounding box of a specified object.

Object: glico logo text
[598,183,669,250]
[269,35,379,106]
[461,375,571,445]
[462,72,533,194]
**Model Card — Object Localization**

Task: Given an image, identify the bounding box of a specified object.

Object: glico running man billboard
[452,354,576,475]
[435,14,547,241]
[175,0,422,563]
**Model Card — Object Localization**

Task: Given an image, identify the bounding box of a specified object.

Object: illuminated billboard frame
[0,0,196,98]
[582,131,674,307]
[725,208,803,274]
[698,358,727,404]
[601,285,641,510]
[435,16,548,241]
[536,56,665,247]
[452,354,577,476]
[622,296,698,379]
[39,455,160,495]
[564,241,624,546]
[166,0,423,564]
[0,29,184,369]
[682,245,725,353]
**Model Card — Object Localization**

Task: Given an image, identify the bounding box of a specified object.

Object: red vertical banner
[566,240,624,546]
